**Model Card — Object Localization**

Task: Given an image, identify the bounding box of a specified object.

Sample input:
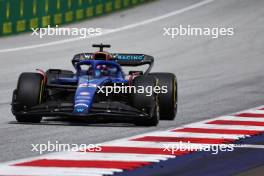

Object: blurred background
[0,0,151,36]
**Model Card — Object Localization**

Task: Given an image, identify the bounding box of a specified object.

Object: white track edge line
[0,0,215,53]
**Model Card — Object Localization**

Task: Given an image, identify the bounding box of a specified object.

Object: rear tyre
[149,73,177,120]
[131,75,160,126]
[12,73,44,123]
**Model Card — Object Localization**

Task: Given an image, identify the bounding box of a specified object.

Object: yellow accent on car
[39,80,44,104]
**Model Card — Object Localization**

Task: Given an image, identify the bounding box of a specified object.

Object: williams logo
[76,107,85,113]
[74,103,89,113]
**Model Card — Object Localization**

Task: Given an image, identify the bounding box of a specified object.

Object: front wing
[12,101,150,120]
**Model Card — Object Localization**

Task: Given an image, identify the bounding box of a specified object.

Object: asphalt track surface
[0,0,264,173]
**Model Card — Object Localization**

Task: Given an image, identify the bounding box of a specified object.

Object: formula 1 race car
[11,44,177,126]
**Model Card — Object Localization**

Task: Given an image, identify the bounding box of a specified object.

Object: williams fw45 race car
[11,44,177,126]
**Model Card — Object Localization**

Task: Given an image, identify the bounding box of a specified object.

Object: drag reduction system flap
[72,53,154,74]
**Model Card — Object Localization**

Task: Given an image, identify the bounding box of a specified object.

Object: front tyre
[12,73,44,123]
[131,75,160,126]
[149,73,177,120]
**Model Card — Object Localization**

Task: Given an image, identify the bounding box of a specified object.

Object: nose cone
[74,103,89,114]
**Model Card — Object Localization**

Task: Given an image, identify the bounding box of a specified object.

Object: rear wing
[72,53,154,74]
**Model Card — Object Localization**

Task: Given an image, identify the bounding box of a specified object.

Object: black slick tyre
[131,75,160,126]
[13,73,44,123]
[149,72,177,120]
